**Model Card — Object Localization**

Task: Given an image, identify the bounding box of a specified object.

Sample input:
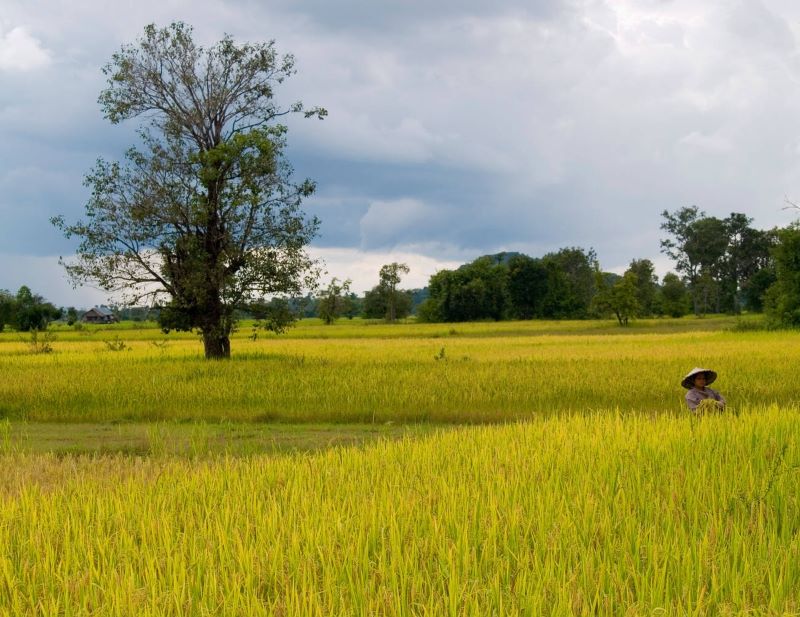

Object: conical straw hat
[681,367,717,389]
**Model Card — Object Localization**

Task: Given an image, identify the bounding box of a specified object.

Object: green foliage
[765,225,800,326]
[248,297,298,334]
[423,257,509,322]
[659,273,691,318]
[661,208,775,315]
[363,286,413,321]
[626,259,658,316]
[51,22,324,359]
[506,255,548,319]
[422,248,596,322]
[363,263,412,322]
[741,267,776,312]
[65,307,79,326]
[592,267,640,326]
[540,247,597,319]
[0,289,13,333]
[316,278,352,325]
[8,286,61,332]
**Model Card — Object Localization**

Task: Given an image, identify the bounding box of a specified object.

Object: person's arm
[712,388,726,408]
[685,389,701,411]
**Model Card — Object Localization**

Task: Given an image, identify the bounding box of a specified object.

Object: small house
[81,306,119,324]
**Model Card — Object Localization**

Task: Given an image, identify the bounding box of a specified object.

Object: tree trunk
[202,330,231,359]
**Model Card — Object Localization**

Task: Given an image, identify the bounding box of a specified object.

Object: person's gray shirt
[685,387,725,411]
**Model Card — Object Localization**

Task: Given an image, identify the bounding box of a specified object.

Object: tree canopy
[660,208,775,315]
[53,22,325,358]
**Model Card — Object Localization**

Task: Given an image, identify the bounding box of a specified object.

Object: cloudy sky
[3,0,800,306]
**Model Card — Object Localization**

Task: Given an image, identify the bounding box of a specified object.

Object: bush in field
[10,287,61,332]
[316,278,352,325]
[27,329,56,354]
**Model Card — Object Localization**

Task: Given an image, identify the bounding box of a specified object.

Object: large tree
[52,23,325,358]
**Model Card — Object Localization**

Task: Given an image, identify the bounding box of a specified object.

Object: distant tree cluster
[418,249,599,322]
[660,208,776,316]
[415,249,694,325]
[309,263,416,324]
[0,287,61,332]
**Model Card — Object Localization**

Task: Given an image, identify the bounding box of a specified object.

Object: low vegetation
[2,409,799,614]
[2,316,799,614]
[0,315,793,423]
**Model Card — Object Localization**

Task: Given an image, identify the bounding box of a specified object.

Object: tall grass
[1,408,799,615]
[0,320,798,422]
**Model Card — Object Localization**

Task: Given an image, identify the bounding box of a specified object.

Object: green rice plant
[103,335,129,352]
[145,422,170,457]
[0,418,10,454]
[25,328,55,354]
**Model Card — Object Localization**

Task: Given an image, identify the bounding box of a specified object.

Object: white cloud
[0,254,108,308]
[311,246,462,293]
[0,26,50,71]
[359,198,453,249]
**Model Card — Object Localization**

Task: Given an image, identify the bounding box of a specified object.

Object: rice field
[0,316,797,423]
[2,316,800,615]
[2,409,800,615]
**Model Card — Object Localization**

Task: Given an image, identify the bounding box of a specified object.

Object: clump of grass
[103,335,129,352]
[26,329,55,354]
[0,418,11,453]
[145,422,170,456]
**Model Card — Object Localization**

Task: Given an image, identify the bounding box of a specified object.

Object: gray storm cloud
[2,0,800,305]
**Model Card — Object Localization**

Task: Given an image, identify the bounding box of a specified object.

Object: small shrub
[150,340,169,353]
[103,336,129,352]
[27,329,56,354]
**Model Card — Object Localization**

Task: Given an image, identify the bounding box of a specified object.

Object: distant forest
[3,207,800,331]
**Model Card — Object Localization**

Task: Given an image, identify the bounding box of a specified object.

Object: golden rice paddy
[1,316,798,615]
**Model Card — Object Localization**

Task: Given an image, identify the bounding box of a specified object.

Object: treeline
[261,264,428,324]
[6,209,800,330]
[414,249,688,324]
[414,208,799,326]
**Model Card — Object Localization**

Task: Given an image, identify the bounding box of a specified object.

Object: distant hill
[457,251,524,270]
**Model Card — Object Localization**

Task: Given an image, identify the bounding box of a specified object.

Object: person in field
[682,367,725,412]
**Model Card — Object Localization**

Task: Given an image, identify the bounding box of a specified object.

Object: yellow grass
[2,317,799,614]
[0,317,797,422]
[1,408,800,615]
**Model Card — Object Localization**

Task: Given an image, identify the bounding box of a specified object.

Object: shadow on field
[0,421,441,458]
